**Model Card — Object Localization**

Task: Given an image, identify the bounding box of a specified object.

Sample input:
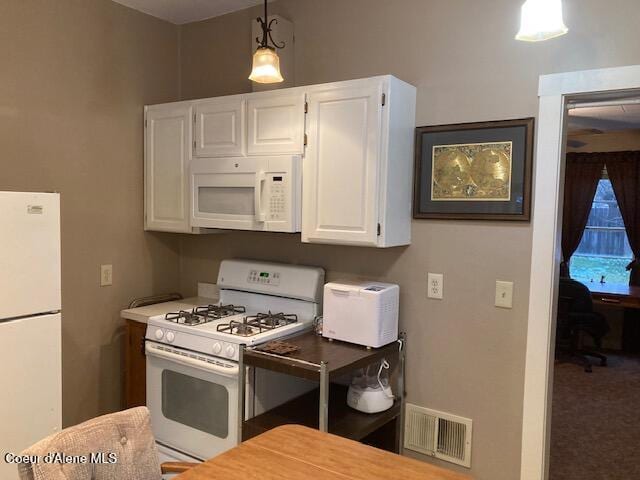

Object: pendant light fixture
[516,0,568,42]
[249,0,284,84]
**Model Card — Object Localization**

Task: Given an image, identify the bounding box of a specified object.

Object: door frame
[521,64,640,480]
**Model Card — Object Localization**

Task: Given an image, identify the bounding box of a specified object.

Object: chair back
[17,407,161,480]
[558,278,594,314]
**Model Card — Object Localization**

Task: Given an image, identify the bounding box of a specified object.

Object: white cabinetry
[302,76,416,247]
[144,103,192,233]
[144,75,416,246]
[247,91,305,155]
[194,96,246,157]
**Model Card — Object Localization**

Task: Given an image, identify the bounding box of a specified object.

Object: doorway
[549,97,640,479]
[520,65,640,480]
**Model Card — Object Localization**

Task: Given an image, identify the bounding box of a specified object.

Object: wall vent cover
[404,404,472,468]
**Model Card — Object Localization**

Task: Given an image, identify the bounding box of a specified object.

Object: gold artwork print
[431,141,513,201]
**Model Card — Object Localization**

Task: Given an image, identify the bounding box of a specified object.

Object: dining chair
[17,406,197,480]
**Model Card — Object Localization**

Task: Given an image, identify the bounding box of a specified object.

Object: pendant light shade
[249,0,285,84]
[516,0,568,42]
[249,47,284,84]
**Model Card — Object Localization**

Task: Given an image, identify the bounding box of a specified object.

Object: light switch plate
[100,264,113,287]
[428,273,443,299]
[495,281,513,309]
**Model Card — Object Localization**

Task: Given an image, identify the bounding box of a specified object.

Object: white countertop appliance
[322,280,399,348]
[145,259,324,463]
[347,359,394,414]
[0,192,61,480]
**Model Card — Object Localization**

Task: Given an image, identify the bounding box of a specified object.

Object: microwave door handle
[254,171,266,223]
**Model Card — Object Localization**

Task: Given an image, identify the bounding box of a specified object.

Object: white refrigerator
[0,192,62,479]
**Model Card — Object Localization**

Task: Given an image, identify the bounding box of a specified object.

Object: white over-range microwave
[191,155,302,232]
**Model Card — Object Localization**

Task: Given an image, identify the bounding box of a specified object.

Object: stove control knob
[166,332,175,343]
[225,345,236,358]
[212,342,222,355]
[155,329,164,340]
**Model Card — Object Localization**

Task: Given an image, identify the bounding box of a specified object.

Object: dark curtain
[605,151,640,286]
[561,153,605,277]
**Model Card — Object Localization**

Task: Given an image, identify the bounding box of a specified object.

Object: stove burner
[165,304,247,326]
[234,321,255,336]
[165,310,201,325]
[216,319,256,336]
[194,304,246,320]
[216,311,298,337]
[247,312,298,328]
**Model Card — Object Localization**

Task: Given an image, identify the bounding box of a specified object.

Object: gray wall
[3,0,637,477]
[0,0,182,427]
[177,1,640,479]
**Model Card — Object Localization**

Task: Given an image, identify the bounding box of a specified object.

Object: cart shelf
[242,383,402,441]
[238,330,406,453]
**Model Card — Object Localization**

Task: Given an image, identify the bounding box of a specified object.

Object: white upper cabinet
[144,75,416,245]
[302,76,416,248]
[247,92,306,155]
[144,103,192,233]
[302,80,383,247]
[194,96,246,157]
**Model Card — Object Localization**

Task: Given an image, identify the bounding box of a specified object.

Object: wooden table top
[175,425,471,480]
[587,282,640,309]
[587,282,640,297]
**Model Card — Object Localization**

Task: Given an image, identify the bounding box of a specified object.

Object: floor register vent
[404,404,472,468]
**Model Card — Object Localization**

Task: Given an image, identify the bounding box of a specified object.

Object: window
[571,178,632,284]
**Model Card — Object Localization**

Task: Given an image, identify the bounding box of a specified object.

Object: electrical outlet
[427,273,443,299]
[100,264,113,287]
[495,280,513,309]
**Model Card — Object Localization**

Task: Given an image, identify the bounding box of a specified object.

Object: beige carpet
[550,355,640,480]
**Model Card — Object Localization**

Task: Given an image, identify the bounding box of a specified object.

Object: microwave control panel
[268,174,287,221]
[247,269,281,286]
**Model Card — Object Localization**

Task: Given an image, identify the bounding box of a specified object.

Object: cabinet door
[247,92,305,155]
[124,320,147,408]
[145,103,192,233]
[302,80,383,246]
[194,97,246,157]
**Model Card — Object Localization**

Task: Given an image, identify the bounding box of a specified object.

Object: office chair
[556,277,610,373]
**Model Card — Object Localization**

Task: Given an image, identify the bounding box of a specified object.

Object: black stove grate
[164,304,246,325]
[216,311,298,337]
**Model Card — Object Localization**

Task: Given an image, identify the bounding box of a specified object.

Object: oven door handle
[145,343,239,378]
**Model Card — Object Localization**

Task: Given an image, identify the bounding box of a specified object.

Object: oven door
[146,342,239,460]
[190,156,301,232]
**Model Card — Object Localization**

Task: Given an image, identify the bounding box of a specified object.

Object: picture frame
[413,118,534,221]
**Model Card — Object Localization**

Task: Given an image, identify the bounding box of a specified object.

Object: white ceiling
[112,0,264,24]
[568,103,640,134]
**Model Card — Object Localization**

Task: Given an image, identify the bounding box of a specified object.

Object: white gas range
[145,259,324,465]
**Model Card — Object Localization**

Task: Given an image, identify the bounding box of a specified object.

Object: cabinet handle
[140,337,146,356]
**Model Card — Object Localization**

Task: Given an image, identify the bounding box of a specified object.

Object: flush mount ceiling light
[516,0,568,42]
[249,0,284,84]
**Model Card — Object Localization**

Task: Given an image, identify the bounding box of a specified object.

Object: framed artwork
[413,118,534,221]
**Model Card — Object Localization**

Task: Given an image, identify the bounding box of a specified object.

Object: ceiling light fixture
[249,0,284,84]
[516,0,568,42]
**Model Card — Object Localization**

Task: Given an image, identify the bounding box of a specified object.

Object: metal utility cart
[238,330,406,453]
